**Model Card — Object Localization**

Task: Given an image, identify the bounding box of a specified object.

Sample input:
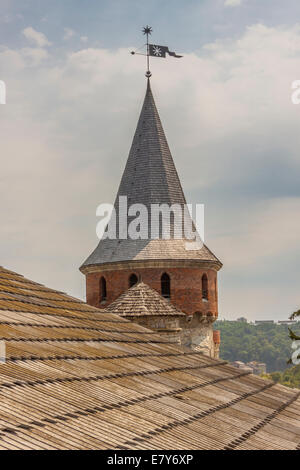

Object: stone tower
[80,79,222,354]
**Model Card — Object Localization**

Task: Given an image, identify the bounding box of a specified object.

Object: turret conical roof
[115,79,186,209]
[81,80,221,270]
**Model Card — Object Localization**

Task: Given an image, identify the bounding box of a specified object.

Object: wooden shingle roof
[0,266,299,450]
[107,282,185,317]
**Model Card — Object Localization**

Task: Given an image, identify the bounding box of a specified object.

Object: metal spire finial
[142,26,152,35]
[143,25,152,78]
[130,26,182,78]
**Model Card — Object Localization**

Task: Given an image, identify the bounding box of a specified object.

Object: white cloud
[22,26,51,47]
[0,46,25,69]
[224,0,242,6]
[21,47,49,65]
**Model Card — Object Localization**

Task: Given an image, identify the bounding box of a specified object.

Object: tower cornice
[80,258,222,275]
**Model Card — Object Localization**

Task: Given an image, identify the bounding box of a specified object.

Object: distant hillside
[263,365,300,389]
[214,320,300,372]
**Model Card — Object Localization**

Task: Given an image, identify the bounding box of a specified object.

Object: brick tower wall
[85,265,219,317]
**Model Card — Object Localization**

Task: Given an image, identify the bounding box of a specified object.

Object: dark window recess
[100,277,107,302]
[161,273,171,299]
[129,274,138,288]
[202,274,208,300]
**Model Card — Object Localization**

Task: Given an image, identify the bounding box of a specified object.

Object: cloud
[63,27,75,40]
[22,26,51,47]
[213,198,300,268]
[20,47,49,65]
[1,23,300,320]
[224,0,242,6]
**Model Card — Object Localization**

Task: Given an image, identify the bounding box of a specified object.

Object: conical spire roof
[115,79,186,209]
[81,80,221,269]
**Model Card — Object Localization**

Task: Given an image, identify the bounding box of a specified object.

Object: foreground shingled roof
[0,266,299,450]
[107,282,185,317]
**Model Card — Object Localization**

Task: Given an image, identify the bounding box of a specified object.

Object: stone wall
[179,313,217,357]
[127,316,182,344]
[123,313,219,357]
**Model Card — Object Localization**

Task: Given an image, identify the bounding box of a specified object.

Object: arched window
[161,273,170,299]
[99,277,107,302]
[202,274,208,300]
[129,273,138,288]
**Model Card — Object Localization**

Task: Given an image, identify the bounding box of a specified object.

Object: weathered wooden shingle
[107,282,185,317]
[0,265,299,450]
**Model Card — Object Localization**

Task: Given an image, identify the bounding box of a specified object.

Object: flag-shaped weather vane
[131,26,182,78]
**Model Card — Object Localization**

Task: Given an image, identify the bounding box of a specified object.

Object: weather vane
[131,26,182,78]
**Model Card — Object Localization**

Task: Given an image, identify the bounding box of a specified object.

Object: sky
[1,0,300,321]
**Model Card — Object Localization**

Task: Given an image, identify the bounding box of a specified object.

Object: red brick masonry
[213,330,221,344]
[86,266,218,317]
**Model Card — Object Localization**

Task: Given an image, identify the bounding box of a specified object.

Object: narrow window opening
[161,273,171,299]
[100,277,107,302]
[202,274,208,300]
[129,273,138,288]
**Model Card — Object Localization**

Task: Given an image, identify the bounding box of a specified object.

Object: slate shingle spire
[116,78,186,209]
[81,79,221,268]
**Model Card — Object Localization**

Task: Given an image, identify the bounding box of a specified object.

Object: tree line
[214,320,300,372]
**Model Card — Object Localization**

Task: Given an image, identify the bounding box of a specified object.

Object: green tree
[288,308,300,365]
[215,320,300,372]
